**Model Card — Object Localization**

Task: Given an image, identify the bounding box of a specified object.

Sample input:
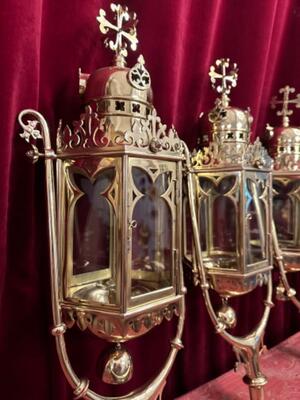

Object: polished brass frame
[183,144,273,400]
[18,3,187,396]
[182,59,274,400]
[267,86,300,311]
[18,107,185,400]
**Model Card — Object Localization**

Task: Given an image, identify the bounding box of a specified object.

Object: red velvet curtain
[1,0,300,399]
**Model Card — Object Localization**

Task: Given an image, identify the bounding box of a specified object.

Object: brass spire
[97,3,138,67]
[270,85,300,128]
[209,58,238,107]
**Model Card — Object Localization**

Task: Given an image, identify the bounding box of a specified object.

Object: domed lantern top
[198,59,250,150]
[195,59,271,168]
[208,59,251,137]
[73,4,154,149]
[57,3,182,159]
[190,58,273,298]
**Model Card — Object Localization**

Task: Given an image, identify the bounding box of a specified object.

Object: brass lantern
[184,59,274,399]
[18,4,185,399]
[266,86,300,309]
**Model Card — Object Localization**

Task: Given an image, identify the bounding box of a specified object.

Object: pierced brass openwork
[184,59,274,400]
[267,86,300,309]
[18,4,185,400]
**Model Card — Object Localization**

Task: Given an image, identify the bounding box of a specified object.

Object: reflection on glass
[199,176,237,269]
[273,179,300,246]
[212,196,236,254]
[70,168,116,304]
[245,178,266,264]
[199,199,208,253]
[273,195,294,242]
[131,167,172,297]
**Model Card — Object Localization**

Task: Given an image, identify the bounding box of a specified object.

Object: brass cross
[270,85,300,127]
[97,3,138,67]
[209,59,238,106]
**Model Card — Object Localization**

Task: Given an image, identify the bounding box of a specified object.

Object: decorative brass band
[56,105,182,156]
[93,97,153,119]
[192,136,273,169]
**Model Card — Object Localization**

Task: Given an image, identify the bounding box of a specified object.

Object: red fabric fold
[1,1,300,399]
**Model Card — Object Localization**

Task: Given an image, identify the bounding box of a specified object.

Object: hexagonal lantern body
[55,53,185,350]
[57,97,184,341]
[193,162,272,297]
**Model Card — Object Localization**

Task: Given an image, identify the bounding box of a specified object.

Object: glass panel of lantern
[62,158,120,306]
[186,59,273,297]
[266,85,300,271]
[130,163,174,299]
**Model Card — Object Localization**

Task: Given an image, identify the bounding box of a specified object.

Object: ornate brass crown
[196,59,271,168]
[56,3,182,158]
[267,85,300,171]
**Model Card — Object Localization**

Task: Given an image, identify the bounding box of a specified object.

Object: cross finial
[270,85,300,127]
[209,59,238,107]
[96,3,138,67]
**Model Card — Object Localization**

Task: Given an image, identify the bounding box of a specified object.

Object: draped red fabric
[1,0,300,399]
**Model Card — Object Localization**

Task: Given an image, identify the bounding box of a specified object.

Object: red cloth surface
[1,1,300,399]
[176,331,300,400]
